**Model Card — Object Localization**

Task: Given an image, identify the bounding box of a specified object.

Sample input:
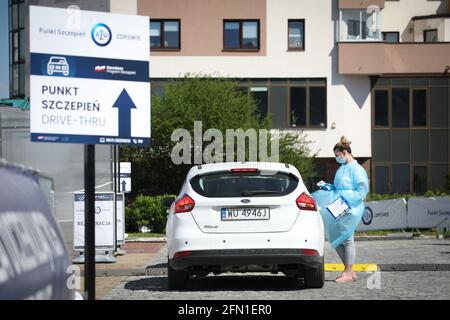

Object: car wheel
[303,257,325,289]
[167,257,189,290]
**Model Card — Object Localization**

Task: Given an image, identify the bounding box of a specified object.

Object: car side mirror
[161,197,175,210]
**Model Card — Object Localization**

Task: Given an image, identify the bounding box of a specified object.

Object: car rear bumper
[169,249,323,270]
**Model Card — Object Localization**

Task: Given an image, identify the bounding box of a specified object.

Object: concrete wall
[339,42,450,74]
[382,0,448,41]
[446,18,450,40]
[414,17,449,42]
[138,0,267,56]
[110,0,137,15]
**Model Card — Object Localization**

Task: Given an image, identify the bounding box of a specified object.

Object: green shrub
[125,194,176,233]
[443,172,450,191]
[366,191,450,202]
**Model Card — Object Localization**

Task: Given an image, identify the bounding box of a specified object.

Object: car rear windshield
[190,170,299,198]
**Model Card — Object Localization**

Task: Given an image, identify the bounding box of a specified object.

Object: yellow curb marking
[325,263,378,272]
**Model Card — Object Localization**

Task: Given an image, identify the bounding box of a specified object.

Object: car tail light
[174,194,195,213]
[174,251,191,259]
[296,192,317,211]
[303,249,319,256]
[231,168,259,173]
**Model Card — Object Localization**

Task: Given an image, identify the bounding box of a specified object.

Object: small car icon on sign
[47,56,69,76]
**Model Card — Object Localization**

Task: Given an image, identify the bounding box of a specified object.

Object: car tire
[303,257,325,289]
[167,258,189,290]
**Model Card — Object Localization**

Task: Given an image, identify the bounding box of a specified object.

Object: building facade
[8,0,450,194]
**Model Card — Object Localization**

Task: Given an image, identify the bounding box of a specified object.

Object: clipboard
[326,196,351,220]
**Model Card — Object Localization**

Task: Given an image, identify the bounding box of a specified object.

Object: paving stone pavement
[102,239,450,300]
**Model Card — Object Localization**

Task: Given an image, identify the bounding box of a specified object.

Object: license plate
[221,208,270,221]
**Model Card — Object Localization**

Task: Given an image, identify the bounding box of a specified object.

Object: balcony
[338,42,450,75]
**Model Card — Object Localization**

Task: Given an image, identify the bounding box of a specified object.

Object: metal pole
[84,144,96,300]
[0,112,3,158]
[117,147,121,193]
[117,147,121,248]
[113,145,118,254]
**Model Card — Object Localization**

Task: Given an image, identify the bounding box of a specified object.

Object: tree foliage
[121,75,316,196]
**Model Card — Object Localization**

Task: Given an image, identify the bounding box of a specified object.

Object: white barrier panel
[74,192,115,251]
[407,197,450,229]
[116,193,125,245]
[357,198,408,231]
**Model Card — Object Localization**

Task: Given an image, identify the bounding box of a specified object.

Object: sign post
[113,146,118,254]
[29,6,150,300]
[115,193,127,255]
[115,161,130,255]
[84,145,95,300]
[119,162,132,193]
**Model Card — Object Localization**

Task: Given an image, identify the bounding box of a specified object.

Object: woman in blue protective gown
[312,136,369,283]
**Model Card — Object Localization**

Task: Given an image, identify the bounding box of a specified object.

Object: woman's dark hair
[333,136,352,154]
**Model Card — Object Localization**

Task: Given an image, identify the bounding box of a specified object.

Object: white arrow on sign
[120,178,131,193]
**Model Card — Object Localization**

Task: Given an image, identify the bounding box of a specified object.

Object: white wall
[446,18,450,41]
[148,0,372,158]
[110,0,137,15]
[414,18,448,41]
[383,0,448,41]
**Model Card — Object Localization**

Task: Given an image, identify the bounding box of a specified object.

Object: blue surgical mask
[336,156,346,164]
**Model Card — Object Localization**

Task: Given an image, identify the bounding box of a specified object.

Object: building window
[374,90,389,127]
[290,87,307,127]
[391,164,410,194]
[250,87,268,120]
[372,78,450,194]
[309,87,326,127]
[413,89,427,127]
[392,88,409,128]
[288,20,305,50]
[150,20,180,50]
[374,166,389,194]
[383,32,399,43]
[223,20,259,50]
[424,29,438,43]
[290,85,326,128]
[413,166,428,194]
[339,9,382,41]
[348,20,367,40]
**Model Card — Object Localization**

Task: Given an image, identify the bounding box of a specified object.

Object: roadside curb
[378,264,450,272]
[125,236,440,242]
[85,263,450,277]
[126,237,167,243]
[354,235,437,241]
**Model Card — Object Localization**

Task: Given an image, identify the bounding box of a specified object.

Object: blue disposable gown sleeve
[336,166,369,207]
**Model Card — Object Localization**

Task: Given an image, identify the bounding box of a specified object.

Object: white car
[164,162,325,290]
